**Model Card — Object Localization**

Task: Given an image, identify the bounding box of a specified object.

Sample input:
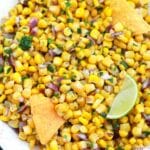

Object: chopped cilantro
[70,75,76,81]
[143,131,150,136]
[53,92,60,98]
[6,67,11,74]
[100,112,107,118]
[98,71,104,76]
[22,75,29,81]
[65,1,71,8]
[77,28,82,34]
[47,64,55,73]
[0,66,4,73]
[120,60,128,69]
[67,18,74,23]
[86,40,93,48]
[19,36,32,51]
[47,38,53,45]
[4,48,12,55]
[108,78,114,83]
[116,146,124,150]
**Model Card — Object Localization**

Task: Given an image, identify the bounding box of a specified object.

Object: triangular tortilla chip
[110,0,150,35]
[30,94,65,145]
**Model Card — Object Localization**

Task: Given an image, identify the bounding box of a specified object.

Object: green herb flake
[19,36,32,51]
[77,28,82,34]
[86,40,93,48]
[143,131,150,136]
[100,112,107,118]
[22,75,29,81]
[0,66,4,73]
[120,60,128,69]
[108,78,114,83]
[53,92,60,98]
[98,71,104,77]
[4,48,12,55]
[67,18,74,23]
[47,38,53,45]
[65,1,71,8]
[6,67,11,74]
[116,146,124,150]
[47,64,55,73]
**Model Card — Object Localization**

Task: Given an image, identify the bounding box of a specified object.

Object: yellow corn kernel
[24,78,32,89]
[0,116,9,122]
[90,29,100,40]
[12,91,21,101]
[125,51,135,58]
[84,83,96,94]
[71,125,79,134]
[75,8,85,18]
[103,7,112,17]
[53,57,63,66]
[0,84,5,95]
[79,125,88,133]
[120,123,131,132]
[119,130,128,137]
[28,66,37,72]
[114,22,124,31]
[34,53,45,64]
[42,76,51,84]
[88,55,97,64]
[71,81,86,97]
[23,125,32,135]
[49,5,60,16]
[0,95,6,103]
[125,58,134,66]
[62,52,71,62]
[92,98,103,109]
[0,45,3,54]
[49,140,58,150]
[4,25,14,33]
[22,88,31,99]
[93,117,101,127]
[82,111,92,120]
[79,117,88,125]
[98,139,107,148]
[15,61,24,72]
[22,7,31,15]
[19,132,27,141]
[12,72,22,83]
[89,133,99,143]
[135,104,144,113]
[143,51,150,61]
[129,137,136,145]
[96,104,107,114]
[102,57,113,67]
[132,127,142,137]
[38,19,48,28]
[64,27,72,36]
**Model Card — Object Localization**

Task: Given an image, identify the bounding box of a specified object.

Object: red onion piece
[142,79,150,90]
[142,113,150,126]
[8,55,15,69]
[111,32,123,37]
[77,133,87,140]
[48,50,56,57]
[47,83,59,92]
[0,55,4,66]
[31,27,38,35]
[29,18,38,29]
[87,35,96,45]
[18,105,28,113]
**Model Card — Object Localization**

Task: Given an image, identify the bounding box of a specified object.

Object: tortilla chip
[30,94,65,145]
[110,0,150,35]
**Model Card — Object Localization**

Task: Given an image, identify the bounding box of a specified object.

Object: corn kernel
[90,29,100,40]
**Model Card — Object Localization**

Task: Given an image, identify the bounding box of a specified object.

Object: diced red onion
[0,55,4,66]
[19,97,24,103]
[47,83,59,92]
[31,27,38,35]
[104,85,113,92]
[48,50,56,57]
[29,18,38,29]
[111,32,123,37]
[3,33,15,39]
[99,0,104,3]
[87,35,96,45]
[8,55,15,69]
[18,105,28,113]
[142,79,150,90]
[19,121,26,129]
[101,73,111,80]
[77,133,87,140]
[142,113,150,126]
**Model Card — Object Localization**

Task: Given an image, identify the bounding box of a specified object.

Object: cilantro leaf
[19,36,32,51]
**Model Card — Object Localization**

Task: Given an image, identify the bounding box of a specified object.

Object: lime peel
[107,74,138,119]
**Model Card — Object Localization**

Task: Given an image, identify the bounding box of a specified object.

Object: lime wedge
[107,74,138,119]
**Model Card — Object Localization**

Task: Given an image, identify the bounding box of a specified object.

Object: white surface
[0,121,29,150]
[0,2,29,150]
[0,0,18,21]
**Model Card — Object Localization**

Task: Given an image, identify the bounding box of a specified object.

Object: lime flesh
[107,74,138,119]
